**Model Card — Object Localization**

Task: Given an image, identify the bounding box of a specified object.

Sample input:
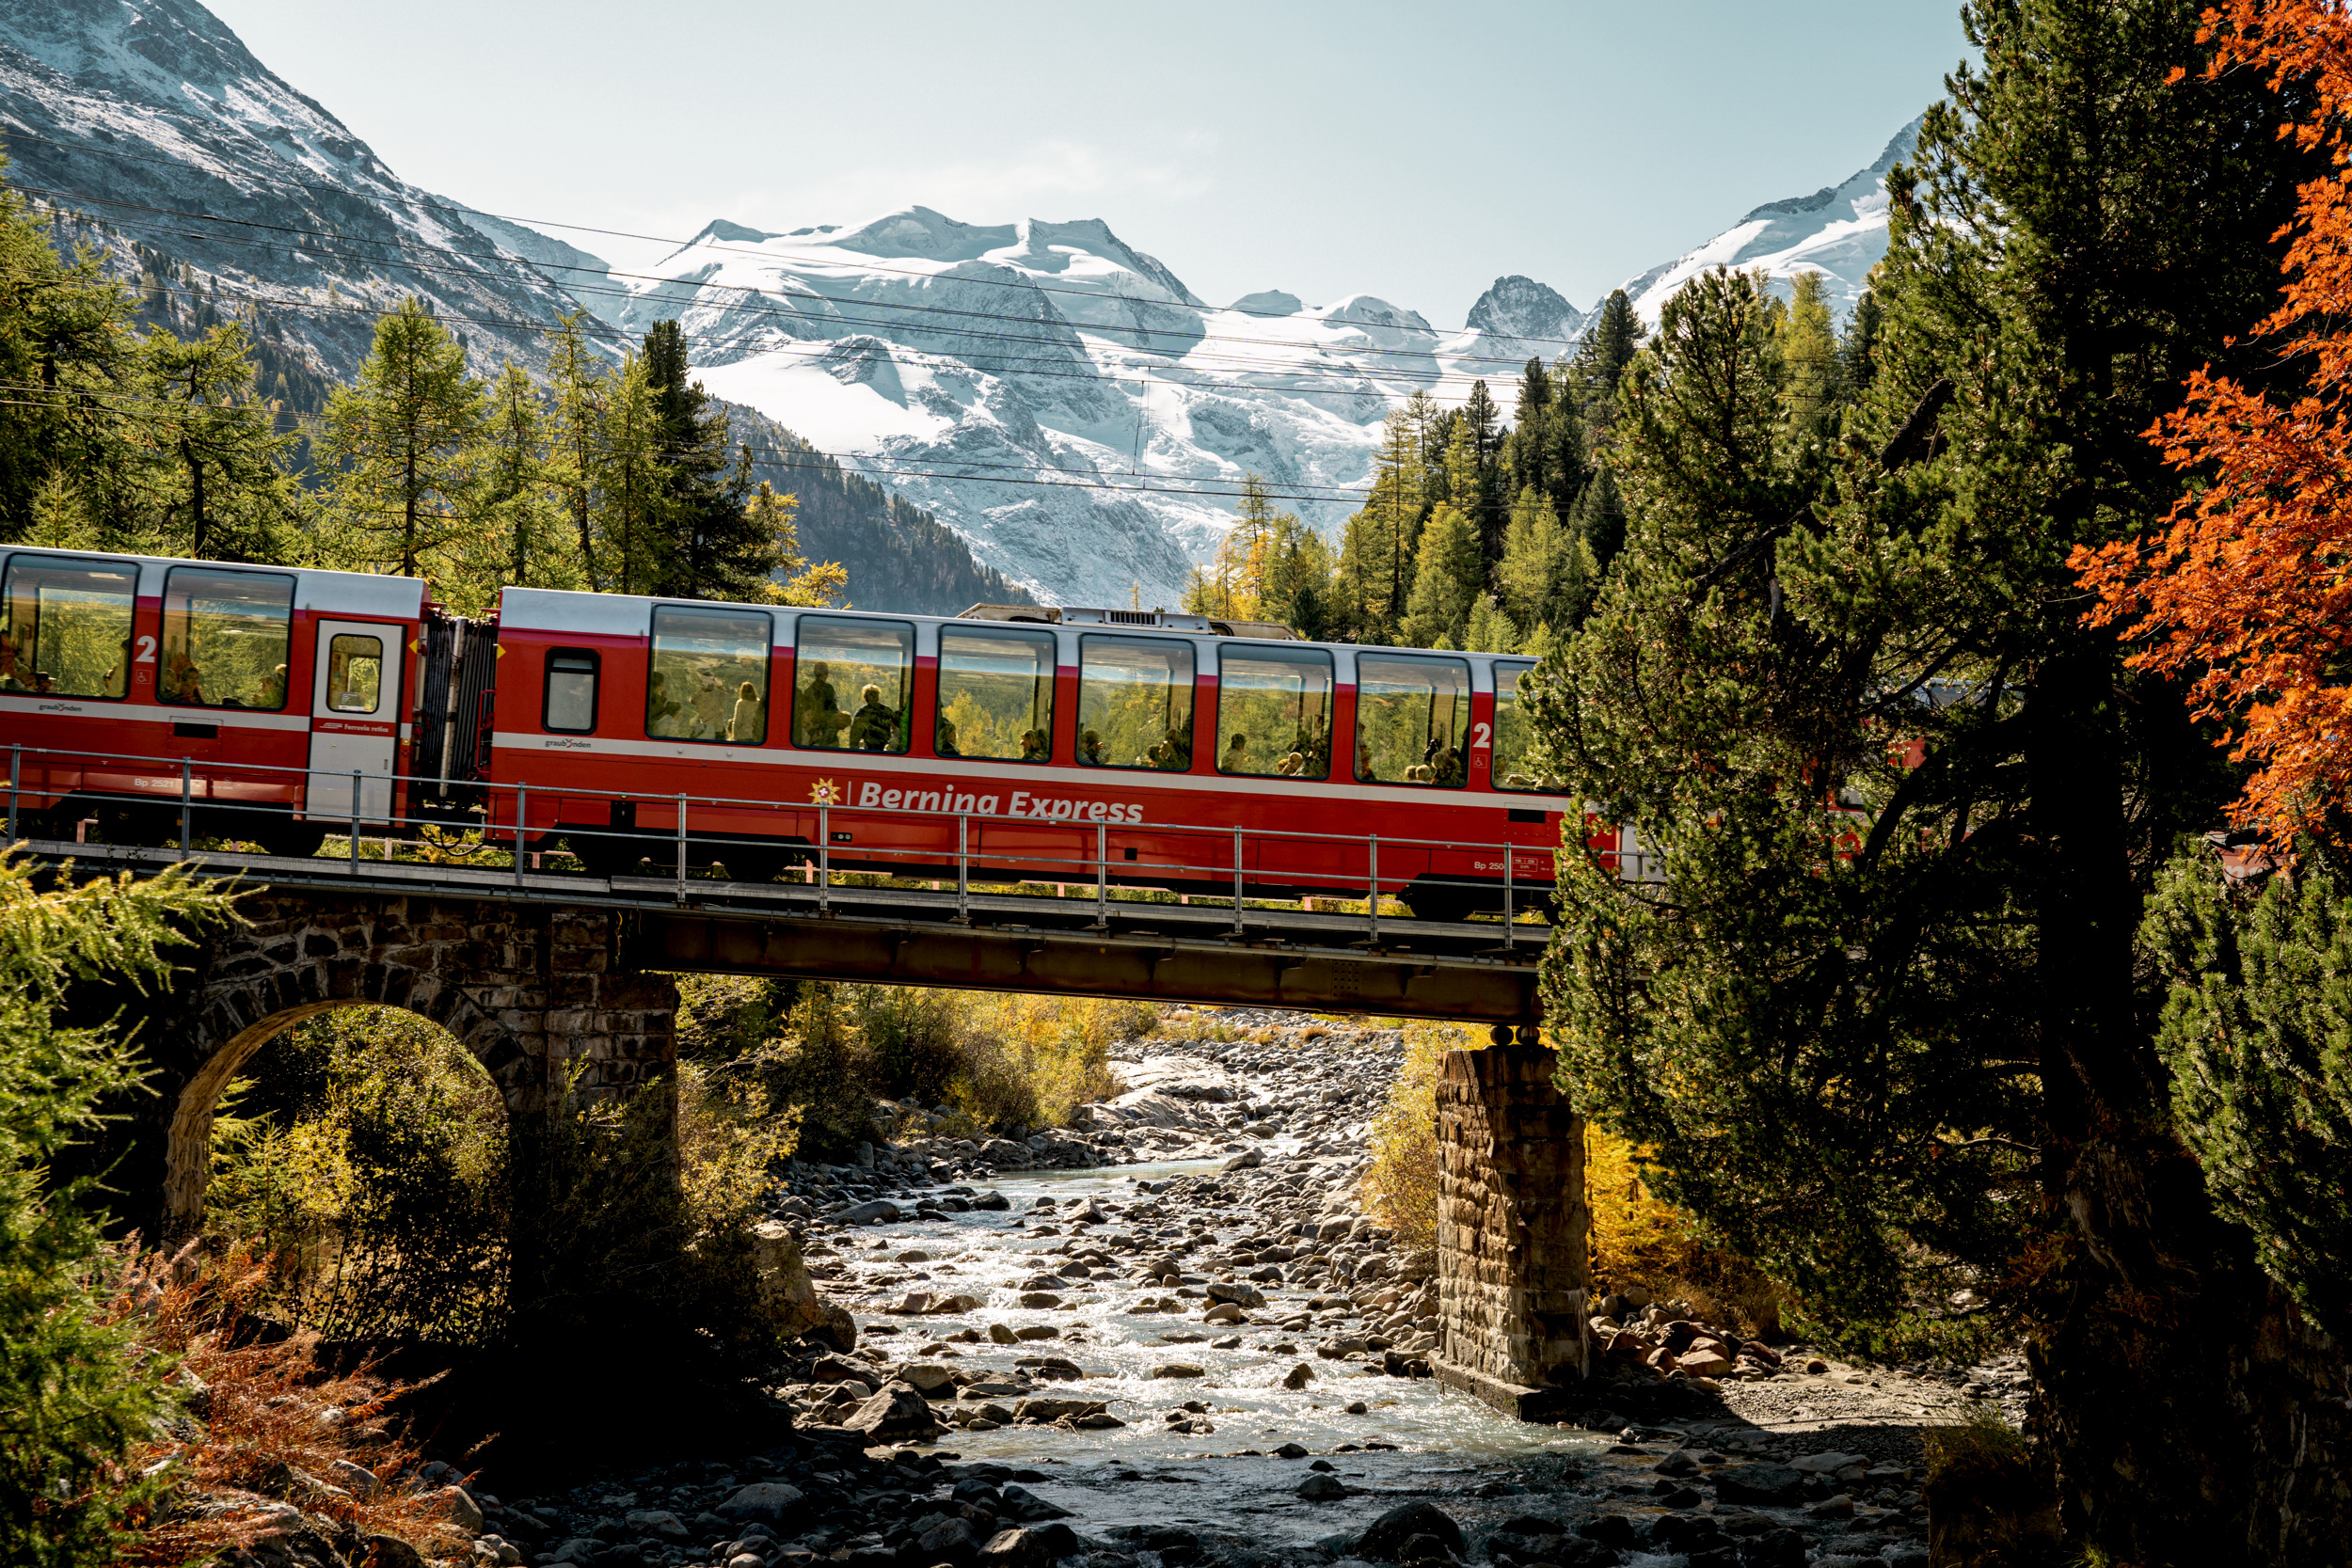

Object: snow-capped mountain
[1618,116,1923,324]
[601,211,1542,607]
[0,0,617,378]
[3,0,1925,609]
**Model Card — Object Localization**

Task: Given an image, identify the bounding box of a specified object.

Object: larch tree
[1529,0,2352,1554]
[317,298,485,579]
[1399,502,1483,649]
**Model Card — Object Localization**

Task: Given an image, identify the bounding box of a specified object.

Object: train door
[303,621,398,822]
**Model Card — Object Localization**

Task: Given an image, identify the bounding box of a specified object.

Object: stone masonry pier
[1431,1041,1594,1420]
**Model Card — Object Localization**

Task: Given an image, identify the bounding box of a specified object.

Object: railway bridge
[31,836,1590,1419]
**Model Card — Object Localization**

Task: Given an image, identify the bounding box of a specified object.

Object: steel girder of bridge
[17,839,1543,1023]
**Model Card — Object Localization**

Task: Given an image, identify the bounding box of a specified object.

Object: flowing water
[825,1159,1667,1553]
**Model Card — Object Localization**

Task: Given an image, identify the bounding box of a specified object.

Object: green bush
[0,853,229,1568]
[2144,848,2352,1346]
[206,1007,510,1344]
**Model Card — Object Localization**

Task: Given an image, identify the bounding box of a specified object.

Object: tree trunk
[2029,648,2352,1560]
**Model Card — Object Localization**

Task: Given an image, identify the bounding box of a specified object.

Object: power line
[2,128,1598,356]
[0,384,1375,506]
[40,198,1521,407]
[18,178,1563,388]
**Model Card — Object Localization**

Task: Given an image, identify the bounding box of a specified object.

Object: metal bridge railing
[3,740,1582,942]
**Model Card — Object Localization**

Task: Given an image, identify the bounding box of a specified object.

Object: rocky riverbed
[247,1011,2020,1568]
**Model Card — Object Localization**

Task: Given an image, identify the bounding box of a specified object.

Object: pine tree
[1533,0,2351,1549]
[1335,408,1426,641]
[1776,270,1837,446]
[461,365,576,610]
[128,323,304,562]
[642,319,766,602]
[318,298,485,579]
[1463,593,1518,654]
[1565,289,1643,457]
[546,312,610,590]
[1399,503,1483,648]
[0,156,142,543]
[1454,379,1506,562]
[593,350,665,597]
[1498,484,1596,633]
[1838,285,1882,396]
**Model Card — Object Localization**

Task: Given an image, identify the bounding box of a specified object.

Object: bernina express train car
[0,544,453,853]
[485,590,1576,920]
[0,546,1582,920]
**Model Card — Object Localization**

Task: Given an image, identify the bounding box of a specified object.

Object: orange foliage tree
[2074,0,2352,841]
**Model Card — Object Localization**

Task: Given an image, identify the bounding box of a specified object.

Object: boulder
[1018,1292,1065,1309]
[751,1222,831,1339]
[1011,1398,1105,1425]
[892,1362,959,1398]
[977,1525,1081,1568]
[716,1483,805,1524]
[1297,1473,1347,1502]
[625,1511,689,1540]
[839,1199,902,1225]
[1677,1347,1737,1378]
[1710,1463,1804,1505]
[998,1485,1075,1522]
[844,1383,940,1441]
[917,1518,981,1560]
[361,1537,427,1568]
[439,1487,485,1534]
[1150,1363,1205,1379]
[1788,1450,1869,1474]
[1282,1363,1315,1390]
[1357,1503,1463,1561]
[1206,1280,1265,1307]
[1220,1149,1263,1172]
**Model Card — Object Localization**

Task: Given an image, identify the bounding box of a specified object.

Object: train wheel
[248,818,327,860]
[1401,884,1476,925]
[713,846,789,885]
[567,834,648,879]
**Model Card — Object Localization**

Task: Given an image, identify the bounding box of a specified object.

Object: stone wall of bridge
[1431,1041,1594,1419]
[89,890,677,1243]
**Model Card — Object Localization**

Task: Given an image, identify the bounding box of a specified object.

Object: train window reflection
[544,649,598,734]
[1354,653,1470,787]
[1491,660,1553,791]
[326,634,384,714]
[1078,636,1194,770]
[161,566,294,710]
[0,554,137,700]
[647,604,770,744]
[1216,645,1332,779]
[937,626,1053,761]
[796,616,912,754]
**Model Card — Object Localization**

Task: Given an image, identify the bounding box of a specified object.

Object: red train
[0,545,1586,922]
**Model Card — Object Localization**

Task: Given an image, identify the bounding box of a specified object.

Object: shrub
[115,1242,451,1567]
[0,853,229,1568]
[205,1007,510,1344]
[1360,1020,1485,1248]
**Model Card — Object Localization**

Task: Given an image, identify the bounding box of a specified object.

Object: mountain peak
[693,218,776,245]
[1465,276,1583,344]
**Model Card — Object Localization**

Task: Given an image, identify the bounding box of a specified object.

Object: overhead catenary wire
[0,385,1379,507]
[28,206,1530,415]
[2,129,1600,356]
[14,178,1568,390]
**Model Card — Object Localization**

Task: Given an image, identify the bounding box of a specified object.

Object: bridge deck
[20,839,1545,1022]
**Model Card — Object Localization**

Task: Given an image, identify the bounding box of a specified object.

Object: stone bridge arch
[104,890,679,1243]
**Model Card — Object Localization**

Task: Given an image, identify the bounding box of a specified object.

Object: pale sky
[203,0,1970,327]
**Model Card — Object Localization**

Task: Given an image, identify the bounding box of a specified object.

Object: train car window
[1491,660,1555,792]
[1355,653,1470,787]
[1078,636,1195,770]
[543,649,599,733]
[0,554,138,700]
[1217,645,1333,779]
[937,626,1054,761]
[795,616,912,754]
[647,605,771,744]
[326,634,385,714]
[160,566,294,709]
